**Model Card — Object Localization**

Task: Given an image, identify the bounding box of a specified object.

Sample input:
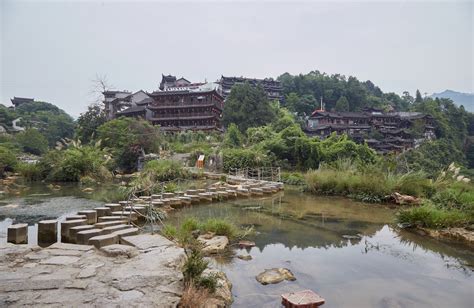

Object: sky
[1,0,473,117]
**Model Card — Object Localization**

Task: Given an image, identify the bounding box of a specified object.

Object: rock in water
[237,254,252,261]
[256,268,296,285]
[238,240,256,248]
[197,235,229,254]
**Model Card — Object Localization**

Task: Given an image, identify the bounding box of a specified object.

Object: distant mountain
[431,90,474,112]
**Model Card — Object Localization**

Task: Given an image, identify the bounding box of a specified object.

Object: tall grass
[304,160,434,202]
[397,203,471,229]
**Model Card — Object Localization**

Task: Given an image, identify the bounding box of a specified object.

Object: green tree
[16,129,48,155]
[0,146,17,178]
[97,117,161,171]
[335,96,350,112]
[76,104,107,143]
[223,123,243,147]
[415,89,423,103]
[222,83,277,132]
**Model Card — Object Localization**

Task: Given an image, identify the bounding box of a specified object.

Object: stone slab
[40,255,80,265]
[76,228,104,245]
[120,234,175,250]
[7,223,28,244]
[95,220,128,229]
[69,225,95,243]
[77,210,98,224]
[88,234,119,248]
[101,224,132,235]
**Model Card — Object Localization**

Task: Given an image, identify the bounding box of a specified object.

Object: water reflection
[168,188,474,308]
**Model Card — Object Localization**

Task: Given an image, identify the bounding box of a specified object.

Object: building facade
[306,108,435,154]
[147,86,224,132]
[218,76,283,101]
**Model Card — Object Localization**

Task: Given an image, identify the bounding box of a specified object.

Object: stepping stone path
[6,175,283,251]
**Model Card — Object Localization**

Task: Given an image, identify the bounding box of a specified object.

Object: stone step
[123,206,147,214]
[77,210,98,224]
[250,188,264,196]
[184,195,201,204]
[104,203,122,212]
[114,228,139,242]
[101,224,132,235]
[151,194,162,199]
[139,196,152,201]
[185,189,198,195]
[237,189,250,197]
[94,207,111,218]
[88,233,119,248]
[65,215,87,221]
[226,190,237,198]
[118,201,130,207]
[261,186,273,194]
[98,216,129,223]
[69,225,95,243]
[175,191,185,196]
[94,220,128,229]
[196,189,206,194]
[7,223,28,244]
[178,196,192,205]
[38,220,57,245]
[162,192,175,198]
[76,228,104,245]
[198,193,212,201]
[151,200,164,207]
[61,219,88,243]
[111,211,138,221]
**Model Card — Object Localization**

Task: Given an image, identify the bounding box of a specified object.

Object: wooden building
[218,76,283,101]
[306,109,435,153]
[147,87,224,132]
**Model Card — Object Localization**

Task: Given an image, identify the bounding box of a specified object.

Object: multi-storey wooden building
[306,108,435,153]
[147,86,224,132]
[218,76,283,101]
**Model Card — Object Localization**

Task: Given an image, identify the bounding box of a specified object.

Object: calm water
[167,188,474,308]
[1,184,473,307]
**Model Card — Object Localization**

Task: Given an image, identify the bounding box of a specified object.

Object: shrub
[396,203,472,229]
[281,172,306,185]
[183,250,208,281]
[200,218,237,238]
[0,146,17,177]
[222,148,270,172]
[143,160,188,182]
[17,163,42,181]
[16,129,48,155]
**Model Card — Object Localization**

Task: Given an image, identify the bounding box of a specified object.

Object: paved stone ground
[0,235,186,307]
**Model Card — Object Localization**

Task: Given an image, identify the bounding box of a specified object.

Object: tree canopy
[222,83,277,132]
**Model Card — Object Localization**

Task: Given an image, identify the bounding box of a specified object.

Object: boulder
[237,254,252,261]
[391,192,421,205]
[197,235,229,254]
[256,268,296,285]
[238,240,255,248]
[202,269,233,307]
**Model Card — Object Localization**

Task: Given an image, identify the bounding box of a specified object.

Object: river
[1,183,473,307]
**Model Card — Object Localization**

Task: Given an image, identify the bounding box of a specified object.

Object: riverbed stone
[202,268,233,307]
[256,268,296,285]
[198,235,229,254]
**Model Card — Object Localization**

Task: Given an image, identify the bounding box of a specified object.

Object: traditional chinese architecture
[147,83,224,132]
[306,108,435,154]
[103,90,151,120]
[218,76,283,101]
[10,97,34,109]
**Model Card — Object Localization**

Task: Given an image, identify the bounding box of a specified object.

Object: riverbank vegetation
[1,70,473,234]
